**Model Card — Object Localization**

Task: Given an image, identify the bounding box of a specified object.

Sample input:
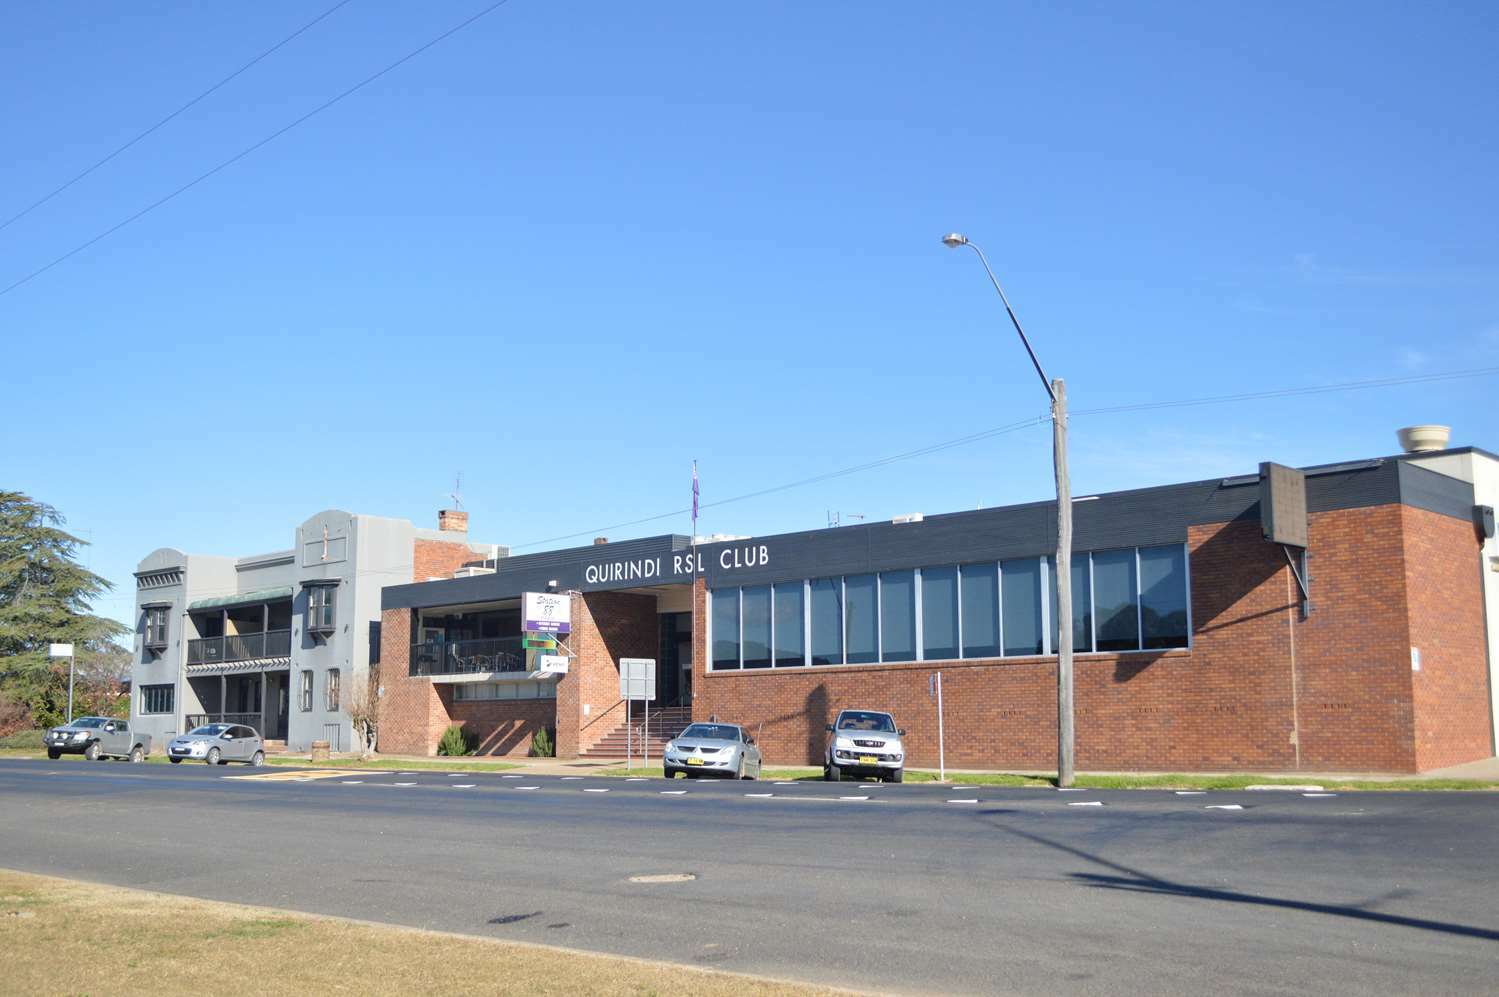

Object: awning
[187,586,294,611]
[186,659,291,676]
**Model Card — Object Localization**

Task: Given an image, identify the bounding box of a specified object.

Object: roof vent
[1396,425,1450,453]
[892,513,924,525]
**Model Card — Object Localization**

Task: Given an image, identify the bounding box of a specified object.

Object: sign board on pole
[523,592,572,634]
[48,643,74,658]
[619,658,656,701]
[536,654,570,675]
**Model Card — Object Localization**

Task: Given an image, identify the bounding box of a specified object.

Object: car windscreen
[72,717,106,728]
[836,711,896,732]
[680,724,740,741]
[189,725,229,736]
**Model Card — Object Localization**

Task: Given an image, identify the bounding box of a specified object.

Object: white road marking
[452,783,476,789]
[859,784,880,788]
[744,793,774,798]
[393,782,416,787]
[947,799,979,804]
[1056,787,1087,792]
[395,772,415,776]
[660,790,688,795]
[560,776,584,780]
[773,781,798,786]
[1206,804,1244,810]
[1175,791,1206,795]
[511,785,539,791]
[839,795,870,801]
[1248,784,1324,792]
[1067,801,1103,807]
[583,788,609,793]
[447,773,465,778]
[626,777,649,782]
[1303,793,1338,798]
[339,780,364,785]
[501,774,524,779]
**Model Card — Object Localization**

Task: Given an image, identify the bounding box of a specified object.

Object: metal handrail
[409,636,526,677]
[188,629,292,665]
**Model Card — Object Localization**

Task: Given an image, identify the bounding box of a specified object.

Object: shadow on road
[973,811,1499,942]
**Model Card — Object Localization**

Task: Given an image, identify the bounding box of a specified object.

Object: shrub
[0,729,43,749]
[437,725,475,757]
[0,692,32,739]
[530,727,554,758]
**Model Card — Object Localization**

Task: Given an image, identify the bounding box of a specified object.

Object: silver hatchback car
[825,709,906,782]
[168,723,265,766]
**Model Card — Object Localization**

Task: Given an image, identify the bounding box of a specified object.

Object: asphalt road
[1,759,1496,995]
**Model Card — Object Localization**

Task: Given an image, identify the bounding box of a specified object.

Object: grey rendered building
[130,509,495,752]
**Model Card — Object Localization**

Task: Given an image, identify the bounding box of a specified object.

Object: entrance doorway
[657,612,692,707]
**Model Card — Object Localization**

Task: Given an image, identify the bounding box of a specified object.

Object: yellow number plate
[858,755,879,766]
[686,757,705,766]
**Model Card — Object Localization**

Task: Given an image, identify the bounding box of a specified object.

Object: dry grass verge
[0,869,848,996]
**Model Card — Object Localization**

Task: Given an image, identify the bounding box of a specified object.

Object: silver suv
[824,709,905,782]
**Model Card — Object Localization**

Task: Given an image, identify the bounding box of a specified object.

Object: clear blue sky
[3,1,1495,630]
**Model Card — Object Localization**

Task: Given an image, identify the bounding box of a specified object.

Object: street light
[942,232,1075,788]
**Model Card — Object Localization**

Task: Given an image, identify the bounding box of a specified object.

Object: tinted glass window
[1093,549,1140,652]
[921,567,958,661]
[1049,554,1094,653]
[960,563,1000,658]
[879,571,916,662]
[844,574,878,665]
[773,582,804,666]
[1001,558,1043,656]
[741,585,772,669]
[711,589,740,670]
[1140,544,1189,649]
[809,578,843,666]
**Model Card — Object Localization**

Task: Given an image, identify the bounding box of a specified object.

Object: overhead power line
[507,364,1499,551]
[0,0,513,299]
[0,0,354,235]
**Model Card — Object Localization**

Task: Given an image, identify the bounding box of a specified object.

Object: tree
[347,663,381,759]
[0,491,129,728]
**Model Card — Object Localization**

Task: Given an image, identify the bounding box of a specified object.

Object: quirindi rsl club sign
[582,543,771,586]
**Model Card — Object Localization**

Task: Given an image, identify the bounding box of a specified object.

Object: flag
[691,460,699,530]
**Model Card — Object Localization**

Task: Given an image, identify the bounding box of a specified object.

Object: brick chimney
[439,509,469,533]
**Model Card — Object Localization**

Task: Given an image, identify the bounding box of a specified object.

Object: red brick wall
[1404,505,1493,769]
[447,693,554,757]
[691,504,1484,774]
[1292,505,1415,771]
[557,591,658,758]
[413,538,481,582]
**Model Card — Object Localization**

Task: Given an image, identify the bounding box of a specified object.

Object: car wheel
[47,748,60,760]
[129,746,144,763]
[206,747,221,765]
[825,763,840,782]
[169,757,182,764]
[84,741,101,761]
[251,750,265,767]
[889,768,904,783]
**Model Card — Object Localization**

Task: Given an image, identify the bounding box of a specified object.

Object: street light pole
[941,233,1074,787]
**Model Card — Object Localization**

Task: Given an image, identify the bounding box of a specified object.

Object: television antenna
[827,510,865,528]
[449,471,464,509]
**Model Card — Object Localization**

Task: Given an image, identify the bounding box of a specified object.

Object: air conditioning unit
[451,566,496,579]
[892,513,924,525]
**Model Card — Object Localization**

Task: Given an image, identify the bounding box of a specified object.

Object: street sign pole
[626,698,632,770]
[67,654,75,724]
[931,672,946,783]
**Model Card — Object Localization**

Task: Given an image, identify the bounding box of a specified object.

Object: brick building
[378,444,1498,773]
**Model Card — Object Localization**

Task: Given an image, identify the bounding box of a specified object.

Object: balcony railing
[410,636,525,677]
[187,629,292,665]
[185,713,264,730]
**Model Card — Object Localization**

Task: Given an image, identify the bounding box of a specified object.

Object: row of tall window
[710,544,1189,671]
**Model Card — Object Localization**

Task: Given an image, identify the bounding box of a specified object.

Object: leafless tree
[347,664,381,759]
